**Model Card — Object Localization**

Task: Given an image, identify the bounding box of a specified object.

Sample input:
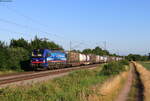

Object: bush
[119,60,129,65]
[7,48,30,70]
[125,54,148,61]
[0,47,30,71]
[100,60,129,76]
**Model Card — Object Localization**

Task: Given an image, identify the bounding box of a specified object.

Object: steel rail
[0,64,99,86]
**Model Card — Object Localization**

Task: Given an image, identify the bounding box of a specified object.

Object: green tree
[0,41,9,70]
[125,54,148,61]
[82,46,110,56]
[82,48,93,54]
[10,38,29,49]
[30,36,63,50]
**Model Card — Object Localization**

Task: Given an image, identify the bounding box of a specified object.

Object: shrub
[119,60,129,65]
[0,47,30,71]
[100,60,129,76]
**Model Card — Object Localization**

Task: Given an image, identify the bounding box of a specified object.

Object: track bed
[0,64,99,88]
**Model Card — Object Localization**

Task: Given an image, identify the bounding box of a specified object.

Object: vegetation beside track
[100,60,129,76]
[132,62,150,101]
[139,61,150,70]
[0,70,19,75]
[88,69,129,101]
[0,60,129,101]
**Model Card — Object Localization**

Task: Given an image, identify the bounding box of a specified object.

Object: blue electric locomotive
[31,49,67,69]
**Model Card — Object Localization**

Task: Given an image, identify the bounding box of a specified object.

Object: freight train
[31,49,123,70]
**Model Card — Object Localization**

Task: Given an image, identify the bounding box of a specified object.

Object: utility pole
[148,53,150,60]
[104,41,106,50]
[117,49,119,56]
[70,41,72,52]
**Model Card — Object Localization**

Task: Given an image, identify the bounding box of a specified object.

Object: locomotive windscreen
[32,49,44,57]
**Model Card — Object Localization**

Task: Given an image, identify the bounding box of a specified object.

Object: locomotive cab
[31,49,48,69]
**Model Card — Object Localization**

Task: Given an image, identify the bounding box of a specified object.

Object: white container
[79,54,86,62]
[100,56,104,62]
[112,57,116,61]
[86,55,90,61]
[116,57,119,61]
[96,55,100,62]
[103,56,108,62]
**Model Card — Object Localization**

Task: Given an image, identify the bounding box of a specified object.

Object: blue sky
[0,0,150,55]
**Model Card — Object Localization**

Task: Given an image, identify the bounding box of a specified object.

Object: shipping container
[79,54,86,62]
[83,55,91,65]
[100,56,105,63]
[86,55,90,61]
[67,52,79,63]
[103,56,108,62]
[89,54,96,64]
[96,55,100,63]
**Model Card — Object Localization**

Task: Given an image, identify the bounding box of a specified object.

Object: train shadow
[20,60,33,71]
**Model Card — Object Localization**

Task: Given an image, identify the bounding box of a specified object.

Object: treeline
[73,46,118,56]
[0,36,63,71]
[82,47,110,56]
[125,54,149,61]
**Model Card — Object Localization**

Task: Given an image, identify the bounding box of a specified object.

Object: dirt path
[115,64,134,101]
[115,63,144,101]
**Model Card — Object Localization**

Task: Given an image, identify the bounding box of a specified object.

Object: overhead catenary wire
[1,5,103,48]
[0,27,27,36]
[0,4,109,51]
[0,18,63,39]
[2,5,88,48]
[0,17,78,50]
[1,4,67,39]
[3,5,51,29]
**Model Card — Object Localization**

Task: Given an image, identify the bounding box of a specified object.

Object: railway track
[0,64,99,88]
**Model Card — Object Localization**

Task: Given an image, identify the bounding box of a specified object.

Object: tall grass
[133,62,150,101]
[0,61,129,101]
[100,60,129,76]
[139,61,150,70]
[0,68,107,101]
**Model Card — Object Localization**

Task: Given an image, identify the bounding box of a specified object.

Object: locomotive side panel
[46,51,67,69]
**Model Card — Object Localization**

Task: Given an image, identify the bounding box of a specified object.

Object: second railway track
[0,64,99,88]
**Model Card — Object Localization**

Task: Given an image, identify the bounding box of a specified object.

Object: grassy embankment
[0,60,129,101]
[133,62,150,101]
[0,70,20,75]
[139,61,150,70]
[88,65,129,101]
[127,63,143,101]
[0,68,24,75]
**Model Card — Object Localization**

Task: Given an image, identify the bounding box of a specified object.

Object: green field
[0,61,129,101]
[139,61,150,70]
